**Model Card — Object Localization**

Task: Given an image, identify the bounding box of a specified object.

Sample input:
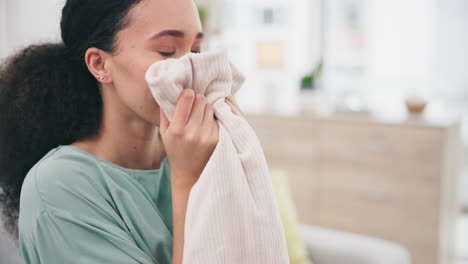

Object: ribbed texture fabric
[145,49,289,264]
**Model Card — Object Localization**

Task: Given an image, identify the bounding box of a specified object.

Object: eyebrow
[150,30,204,40]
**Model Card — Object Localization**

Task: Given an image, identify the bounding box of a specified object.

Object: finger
[172,89,195,130]
[159,107,169,134]
[226,96,246,118]
[210,115,219,141]
[187,94,206,127]
[225,95,236,105]
[227,96,243,113]
[225,100,240,116]
[202,103,215,127]
[225,96,237,111]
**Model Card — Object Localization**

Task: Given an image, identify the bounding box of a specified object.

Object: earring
[96,75,104,81]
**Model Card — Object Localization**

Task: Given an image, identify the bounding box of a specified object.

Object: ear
[84,47,112,84]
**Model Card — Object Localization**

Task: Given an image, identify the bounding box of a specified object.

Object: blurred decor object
[257,41,285,69]
[197,5,207,29]
[257,41,285,113]
[300,61,323,90]
[270,168,313,264]
[257,7,285,26]
[334,93,370,115]
[301,75,314,90]
[405,97,428,114]
[300,61,328,114]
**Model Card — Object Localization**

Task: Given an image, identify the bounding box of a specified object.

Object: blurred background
[1,0,467,263]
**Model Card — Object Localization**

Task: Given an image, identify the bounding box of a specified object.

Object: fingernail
[184,89,194,97]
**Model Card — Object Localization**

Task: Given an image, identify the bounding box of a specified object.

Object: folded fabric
[145,49,289,264]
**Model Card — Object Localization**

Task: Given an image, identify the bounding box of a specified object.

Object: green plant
[301,74,314,89]
[300,60,323,90]
[197,5,207,25]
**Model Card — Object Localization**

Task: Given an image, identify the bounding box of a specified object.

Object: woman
[0,0,245,263]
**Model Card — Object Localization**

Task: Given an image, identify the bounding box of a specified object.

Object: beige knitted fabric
[145,49,289,264]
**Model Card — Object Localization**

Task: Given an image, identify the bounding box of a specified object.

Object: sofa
[299,224,411,264]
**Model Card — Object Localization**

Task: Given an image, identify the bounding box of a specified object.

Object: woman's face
[104,0,203,126]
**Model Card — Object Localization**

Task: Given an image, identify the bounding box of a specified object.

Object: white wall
[0,1,7,60]
[324,0,468,108]
[2,0,64,59]
[361,0,436,109]
[212,0,321,114]
[434,0,468,101]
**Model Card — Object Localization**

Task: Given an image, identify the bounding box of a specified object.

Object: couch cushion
[270,168,313,264]
[298,224,411,264]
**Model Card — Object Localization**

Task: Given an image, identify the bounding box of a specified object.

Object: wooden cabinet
[248,113,461,264]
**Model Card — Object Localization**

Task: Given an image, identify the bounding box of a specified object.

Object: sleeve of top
[21,210,157,264]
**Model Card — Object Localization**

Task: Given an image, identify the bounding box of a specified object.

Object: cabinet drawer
[320,158,442,185]
[279,166,320,224]
[318,161,441,218]
[320,122,443,167]
[249,116,320,166]
[316,184,439,245]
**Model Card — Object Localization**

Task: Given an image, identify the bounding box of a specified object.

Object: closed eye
[159,51,176,57]
[159,50,201,57]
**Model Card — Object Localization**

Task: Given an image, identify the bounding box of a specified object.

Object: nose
[176,48,192,59]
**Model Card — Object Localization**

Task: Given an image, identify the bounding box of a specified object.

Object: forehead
[125,0,202,38]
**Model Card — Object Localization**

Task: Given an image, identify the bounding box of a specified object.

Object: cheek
[131,62,163,123]
[137,90,162,125]
[111,51,165,123]
[114,55,153,95]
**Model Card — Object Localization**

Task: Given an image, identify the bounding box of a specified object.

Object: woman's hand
[159,88,219,190]
[225,94,247,120]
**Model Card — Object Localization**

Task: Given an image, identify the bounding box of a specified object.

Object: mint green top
[18,145,173,264]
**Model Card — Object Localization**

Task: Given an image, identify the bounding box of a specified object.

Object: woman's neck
[71,114,166,171]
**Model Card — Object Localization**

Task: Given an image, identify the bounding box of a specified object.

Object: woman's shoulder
[23,145,104,193]
[19,145,107,229]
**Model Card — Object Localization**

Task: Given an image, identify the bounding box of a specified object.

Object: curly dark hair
[0,0,142,237]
